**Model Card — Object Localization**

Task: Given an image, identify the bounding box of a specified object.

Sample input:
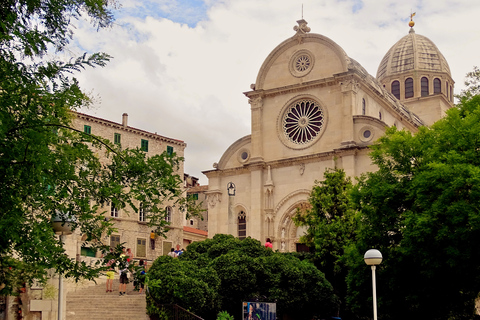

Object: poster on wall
[242,302,276,320]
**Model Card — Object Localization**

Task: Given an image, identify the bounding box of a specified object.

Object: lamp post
[227,182,236,196]
[364,249,382,320]
[52,212,75,320]
[227,182,236,235]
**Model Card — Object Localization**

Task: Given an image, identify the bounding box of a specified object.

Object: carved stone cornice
[245,77,338,100]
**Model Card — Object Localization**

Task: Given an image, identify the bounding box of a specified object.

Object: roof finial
[409,11,416,28]
[294,19,310,35]
[302,4,304,19]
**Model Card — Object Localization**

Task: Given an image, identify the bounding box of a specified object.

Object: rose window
[283,99,324,144]
[295,55,311,72]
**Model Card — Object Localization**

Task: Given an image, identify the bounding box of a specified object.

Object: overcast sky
[72,0,480,185]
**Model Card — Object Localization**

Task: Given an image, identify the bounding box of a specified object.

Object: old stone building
[204,19,454,251]
[8,112,209,320]
[71,111,189,262]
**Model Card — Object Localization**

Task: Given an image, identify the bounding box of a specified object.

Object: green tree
[458,66,480,101]
[147,256,221,319]
[346,74,480,319]
[293,168,356,318]
[0,0,200,295]
[147,234,339,320]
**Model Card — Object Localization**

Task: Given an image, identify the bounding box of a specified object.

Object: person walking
[118,248,129,296]
[105,257,115,292]
[138,259,146,294]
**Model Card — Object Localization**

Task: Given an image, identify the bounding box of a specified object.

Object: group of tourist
[104,247,147,296]
[167,244,184,258]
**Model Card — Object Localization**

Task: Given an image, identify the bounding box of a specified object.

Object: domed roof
[376,28,451,81]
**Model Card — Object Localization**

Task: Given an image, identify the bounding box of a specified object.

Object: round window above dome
[289,50,315,78]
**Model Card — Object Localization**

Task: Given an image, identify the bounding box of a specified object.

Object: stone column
[249,97,264,163]
[340,79,358,147]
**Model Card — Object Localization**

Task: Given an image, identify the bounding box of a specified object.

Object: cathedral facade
[203,19,454,251]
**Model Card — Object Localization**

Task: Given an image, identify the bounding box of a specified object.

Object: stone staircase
[66,278,149,320]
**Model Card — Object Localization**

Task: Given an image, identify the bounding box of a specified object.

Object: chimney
[122,113,128,127]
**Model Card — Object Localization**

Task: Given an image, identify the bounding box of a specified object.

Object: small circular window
[237,148,250,163]
[283,99,324,145]
[359,127,374,143]
[295,55,311,72]
[289,50,315,78]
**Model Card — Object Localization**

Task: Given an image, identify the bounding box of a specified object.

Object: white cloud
[73,0,480,184]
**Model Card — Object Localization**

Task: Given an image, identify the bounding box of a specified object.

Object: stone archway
[274,190,310,252]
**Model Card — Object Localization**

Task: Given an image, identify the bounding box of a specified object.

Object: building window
[379,111,382,120]
[137,238,146,258]
[362,98,366,115]
[190,219,194,226]
[167,145,174,156]
[110,203,118,217]
[450,86,453,102]
[283,99,325,145]
[139,203,146,222]
[141,139,149,152]
[110,235,120,249]
[238,211,246,240]
[446,81,449,98]
[434,78,441,94]
[165,206,172,223]
[391,81,400,99]
[84,125,91,134]
[81,247,96,257]
[114,133,121,145]
[191,193,199,200]
[421,77,429,97]
[405,78,414,98]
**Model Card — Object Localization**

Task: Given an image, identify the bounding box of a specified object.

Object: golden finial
[409,12,416,28]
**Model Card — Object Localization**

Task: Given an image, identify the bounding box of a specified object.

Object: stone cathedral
[203,18,454,252]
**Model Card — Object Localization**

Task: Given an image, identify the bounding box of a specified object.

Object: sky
[72,0,480,185]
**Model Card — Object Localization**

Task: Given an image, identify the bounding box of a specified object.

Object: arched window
[434,78,441,94]
[405,78,414,98]
[110,203,118,217]
[139,203,146,222]
[421,77,429,97]
[379,111,382,120]
[391,81,400,99]
[165,206,172,223]
[446,81,449,99]
[238,211,246,240]
[362,98,366,115]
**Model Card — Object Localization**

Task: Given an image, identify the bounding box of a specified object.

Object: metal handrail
[146,288,204,320]
[148,303,205,320]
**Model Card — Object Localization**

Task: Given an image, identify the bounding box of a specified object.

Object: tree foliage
[458,66,480,101]
[293,168,356,318]
[346,78,480,319]
[147,234,339,320]
[0,0,201,295]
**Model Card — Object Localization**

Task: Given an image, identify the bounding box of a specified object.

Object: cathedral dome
[376,28,451,82]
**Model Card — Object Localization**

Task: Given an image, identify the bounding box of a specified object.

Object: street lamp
[364,249,382,320]
[52,211,76,320]
[227,182,236,196]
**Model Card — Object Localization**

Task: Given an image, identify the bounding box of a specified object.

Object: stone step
[66,279,149,320]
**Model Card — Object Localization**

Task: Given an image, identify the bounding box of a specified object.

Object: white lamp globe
[364,249,383,266]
